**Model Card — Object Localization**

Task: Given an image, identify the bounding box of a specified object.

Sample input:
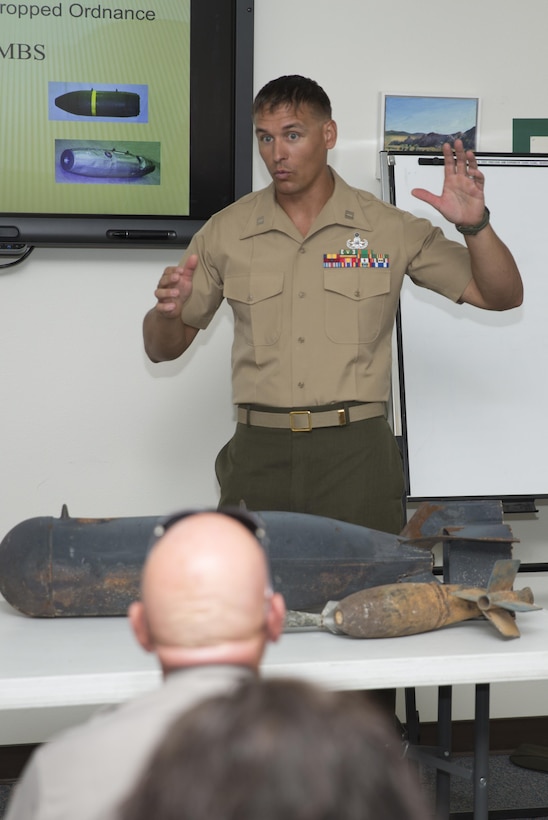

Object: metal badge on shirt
[323,232,389,268]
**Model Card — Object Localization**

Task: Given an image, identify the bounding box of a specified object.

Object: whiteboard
[381,153,548,500]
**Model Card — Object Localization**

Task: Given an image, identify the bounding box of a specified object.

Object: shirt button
[298,382,305,389]
[354,290,361,297]
[298,336,305,343]
[298,291,306,298]
[299,247,306,254]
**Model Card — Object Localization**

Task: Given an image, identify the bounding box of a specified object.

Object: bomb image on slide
[60,147,155,178]
[55,89,140,118]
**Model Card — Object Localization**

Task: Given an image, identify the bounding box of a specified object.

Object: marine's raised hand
[412,139,486,227]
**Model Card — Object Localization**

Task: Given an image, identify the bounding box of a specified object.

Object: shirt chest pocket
[324,268,390,344]
[224,272,284,346]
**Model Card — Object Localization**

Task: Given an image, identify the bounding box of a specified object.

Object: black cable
[0,246,35,269]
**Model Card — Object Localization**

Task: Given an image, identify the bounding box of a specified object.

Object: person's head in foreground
[128,508,286,675]
[119,677,430,820]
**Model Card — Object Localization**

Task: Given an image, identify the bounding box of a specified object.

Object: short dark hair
[252,75,332,120]
[119,678,430,820]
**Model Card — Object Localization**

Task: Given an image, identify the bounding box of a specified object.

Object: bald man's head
[128,512,285,673]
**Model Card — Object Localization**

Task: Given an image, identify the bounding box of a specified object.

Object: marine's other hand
[154,254,198,316]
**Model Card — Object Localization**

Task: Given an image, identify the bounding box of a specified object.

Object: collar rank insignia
[323,232,389,269]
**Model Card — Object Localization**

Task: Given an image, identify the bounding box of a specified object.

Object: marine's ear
[323,118,338,150]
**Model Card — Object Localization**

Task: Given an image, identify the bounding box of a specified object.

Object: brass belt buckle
[289,410,312,432]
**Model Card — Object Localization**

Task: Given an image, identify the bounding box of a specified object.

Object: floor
[1,751,547,818]
[420,751,548,819]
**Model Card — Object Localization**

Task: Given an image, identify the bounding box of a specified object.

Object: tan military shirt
[181,169,473,407]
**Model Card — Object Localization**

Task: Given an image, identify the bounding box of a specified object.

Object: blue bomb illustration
[60,147,155,178]
[55,89,140,118]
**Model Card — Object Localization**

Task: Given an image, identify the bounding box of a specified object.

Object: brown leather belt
[237,402,385,432]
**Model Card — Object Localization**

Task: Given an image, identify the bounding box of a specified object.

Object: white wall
[1,249,235,531]
[1,0,547,725]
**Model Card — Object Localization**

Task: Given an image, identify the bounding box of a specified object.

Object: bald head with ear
[128,512,286,674]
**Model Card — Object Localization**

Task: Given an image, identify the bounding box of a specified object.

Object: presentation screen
[0,0,254,248]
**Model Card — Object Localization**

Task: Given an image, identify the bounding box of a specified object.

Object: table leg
[405,687,420,745]
[473,683,490,820]
[436,685,452,819]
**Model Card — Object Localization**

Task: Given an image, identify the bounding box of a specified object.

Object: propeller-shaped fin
[452,587,485,604]
[451,559,520,605]
[487,558,520,592]
[451,559,541,637]
[482,607,521,638]
[484,589,541,613]
[452,560,541,615]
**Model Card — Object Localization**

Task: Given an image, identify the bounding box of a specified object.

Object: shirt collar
[240,168,372,240]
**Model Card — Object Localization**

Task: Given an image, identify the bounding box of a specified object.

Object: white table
[3,597,548,706]
[2,597,548,818]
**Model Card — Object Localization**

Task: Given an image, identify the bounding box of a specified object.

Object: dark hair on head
[253,75,332,120]
[119,678,430,820]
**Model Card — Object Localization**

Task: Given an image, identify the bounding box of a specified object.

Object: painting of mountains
[382,94,479,153]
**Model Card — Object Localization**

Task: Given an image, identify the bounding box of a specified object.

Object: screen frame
[0,0,254,250]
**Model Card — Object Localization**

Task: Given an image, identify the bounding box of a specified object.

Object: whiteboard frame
[380,150,548,503]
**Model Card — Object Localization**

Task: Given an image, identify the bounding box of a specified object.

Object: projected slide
[0,1,190,215]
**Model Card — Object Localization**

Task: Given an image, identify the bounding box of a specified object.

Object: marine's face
[254,103,337,198]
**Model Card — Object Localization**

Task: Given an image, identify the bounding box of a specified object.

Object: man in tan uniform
[143,75,523,534]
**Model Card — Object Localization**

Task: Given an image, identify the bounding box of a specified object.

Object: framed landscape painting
[380,93,480,153]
